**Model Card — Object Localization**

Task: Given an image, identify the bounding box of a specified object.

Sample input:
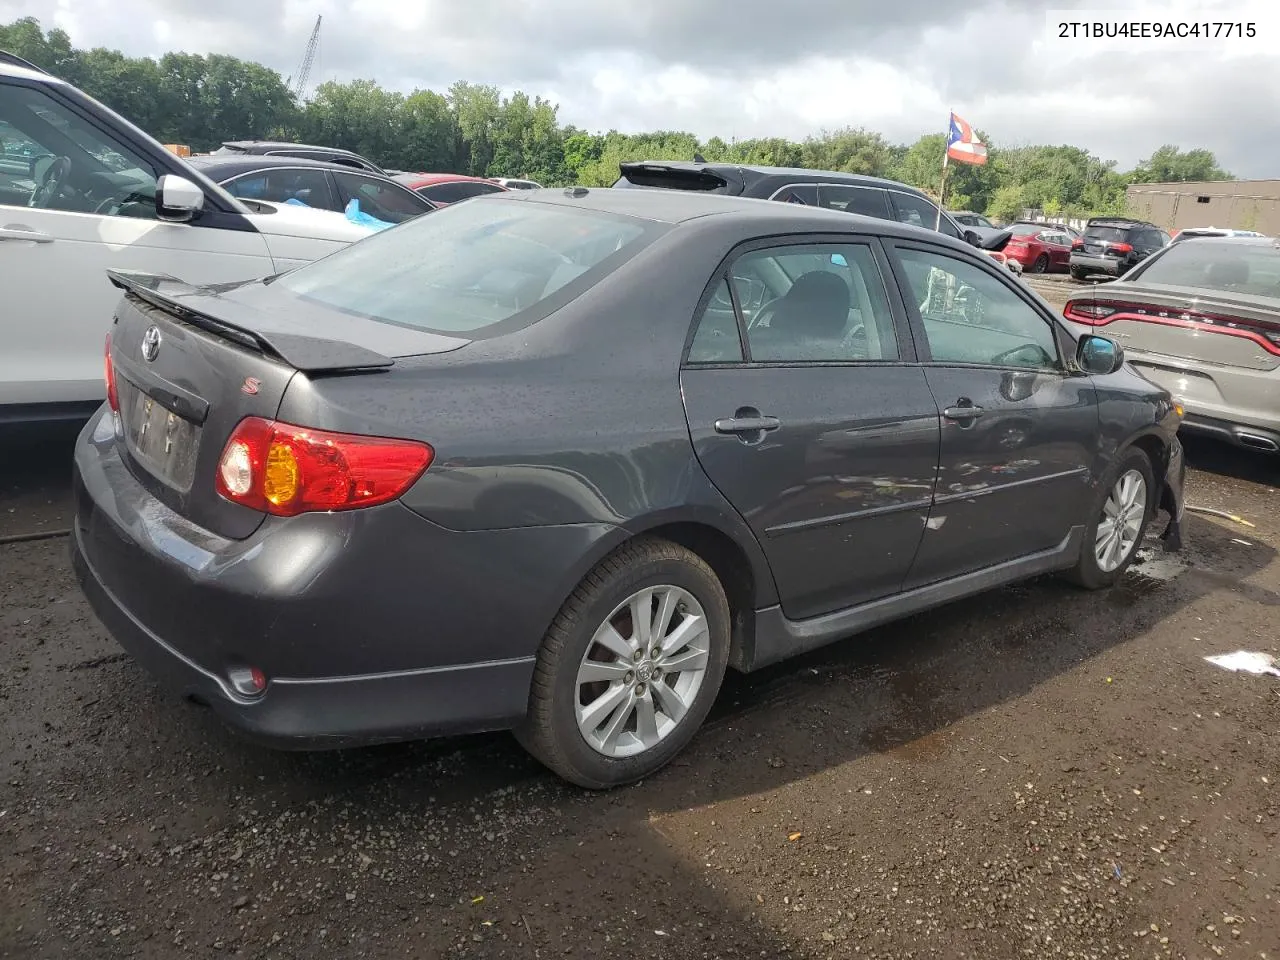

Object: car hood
[240,199,378,243]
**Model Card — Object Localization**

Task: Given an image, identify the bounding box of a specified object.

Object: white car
[0,54,380,424]
[489,177,543,190]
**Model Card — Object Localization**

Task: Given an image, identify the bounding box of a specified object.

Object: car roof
[619,160,934,196]
[221,140,363,155]
[0,54,59,82]
[486,186,981,248]
[189,154,388,176]
[399,172,504,186]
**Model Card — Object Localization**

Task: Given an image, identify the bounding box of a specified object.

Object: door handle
[942,403,984,422]
[715,415,781,435]
[0,226,54,243]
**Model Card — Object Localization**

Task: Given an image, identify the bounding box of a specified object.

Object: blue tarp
[283,196,394,232]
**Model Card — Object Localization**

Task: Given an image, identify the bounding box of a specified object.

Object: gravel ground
[3,394,1278,959]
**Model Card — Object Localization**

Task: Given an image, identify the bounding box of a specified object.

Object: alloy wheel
[1095,468,1147,572]
[574,585,710,758]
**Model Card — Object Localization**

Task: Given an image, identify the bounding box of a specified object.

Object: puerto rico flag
[946,112,988,166]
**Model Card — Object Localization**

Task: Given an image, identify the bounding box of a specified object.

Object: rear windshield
[1009,223,1043,236]
[1085,226,1128,242]
[1134,241,1280,297]
[275,197,657,337]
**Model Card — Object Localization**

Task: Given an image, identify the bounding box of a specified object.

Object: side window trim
[882,238,1067,370]
[683,233,921,368]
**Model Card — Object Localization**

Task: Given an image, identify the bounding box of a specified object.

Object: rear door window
[773,184,817,206]
[890,191,962,239]
[817,184,891,220]
[331,171,433,223]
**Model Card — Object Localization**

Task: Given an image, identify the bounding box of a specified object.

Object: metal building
[1126,180,1280,234]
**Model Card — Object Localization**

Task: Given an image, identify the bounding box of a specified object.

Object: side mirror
[1077,334,1124,375]
[156,174,205,222]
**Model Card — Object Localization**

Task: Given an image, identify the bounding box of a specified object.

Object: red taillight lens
[1064,302,1118,325]
[104,332,120,412]
[215,417,434,517]
[1110,242,1133,254]
[1071,238,1084,249]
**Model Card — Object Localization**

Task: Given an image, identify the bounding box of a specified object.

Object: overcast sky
[4,0,1277,176]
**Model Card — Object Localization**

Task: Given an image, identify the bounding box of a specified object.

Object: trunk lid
[1083,283,1280,372]
[106,270,467,539]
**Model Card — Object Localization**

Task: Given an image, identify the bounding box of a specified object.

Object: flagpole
[936,149,949,232]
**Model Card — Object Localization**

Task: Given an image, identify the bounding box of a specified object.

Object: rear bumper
[1179,413,1280,453]
[1069,253,1124,276]
[71,409,616,748]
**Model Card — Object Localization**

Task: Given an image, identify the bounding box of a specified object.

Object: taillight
[1064,302,1118,325]
[1071,238,1084,250]
[215,417,433,517]
[104,332,120,412]
[1110,242,1133,254]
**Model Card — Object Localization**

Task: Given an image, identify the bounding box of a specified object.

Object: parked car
[1169,226,1265,243]
[0,54,384,425]
[1002,223,1074,273]
[188,154,435,224]
[393,172,509,205]
[491,177,543,190]
[1062,235,1280,453]
[1069,217,1170,280]
[612,160,1011,252]
[72,187,1185,789]
[213,140,386,176]
[1009,220,1081,242]
[950,211,996,229]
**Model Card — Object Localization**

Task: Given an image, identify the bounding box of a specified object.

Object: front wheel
[1065,449,1156,589]
[515,538,731,789]
[1031,254,1049,273]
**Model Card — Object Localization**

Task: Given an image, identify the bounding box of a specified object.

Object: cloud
[2,0,1276,176]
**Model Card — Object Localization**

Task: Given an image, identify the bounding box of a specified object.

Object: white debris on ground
[1203,650,1280,677]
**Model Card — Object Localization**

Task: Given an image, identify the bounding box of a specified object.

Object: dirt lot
[3,301,1279,958]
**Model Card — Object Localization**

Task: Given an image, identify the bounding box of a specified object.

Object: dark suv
[612,160,1008,251]
[1069,217,1170,280]
[214,141,386,176]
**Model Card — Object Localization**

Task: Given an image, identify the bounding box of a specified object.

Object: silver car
[1061,236,1280,453]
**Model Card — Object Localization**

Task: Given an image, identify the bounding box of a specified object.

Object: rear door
[680,235,940,620]
[330,170,434,223]
[885,240,1099,586]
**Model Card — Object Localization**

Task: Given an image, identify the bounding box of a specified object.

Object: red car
[392,172,509,206]
[1000,223,1074,273]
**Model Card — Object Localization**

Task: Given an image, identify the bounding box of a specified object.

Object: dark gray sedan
[72,189,1186,788]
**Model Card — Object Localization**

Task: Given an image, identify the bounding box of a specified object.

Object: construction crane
[288,15,322,102]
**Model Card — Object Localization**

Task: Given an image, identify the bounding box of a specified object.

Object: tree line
[2,17,1234,221]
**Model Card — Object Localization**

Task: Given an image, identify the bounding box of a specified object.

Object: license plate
[119,378,201,491]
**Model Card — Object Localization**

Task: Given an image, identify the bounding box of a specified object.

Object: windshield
[1134,241,1280,297]
[276,197,657,337]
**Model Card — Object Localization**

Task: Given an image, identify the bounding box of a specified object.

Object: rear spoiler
[617,161,734,192]
[106,269,394,373]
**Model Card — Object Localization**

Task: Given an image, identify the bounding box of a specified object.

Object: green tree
[1132,144,1231,183]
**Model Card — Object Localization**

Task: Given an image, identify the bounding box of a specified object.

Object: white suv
[0,53,382,424]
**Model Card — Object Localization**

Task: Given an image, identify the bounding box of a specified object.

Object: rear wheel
[1065,448,1156,589]
[1031,254,1049,273]
[516,538,731,789]
[1069,266,1089,281]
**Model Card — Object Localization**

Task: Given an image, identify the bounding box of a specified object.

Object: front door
[680,237,940,621]
[0,78,273,410]
[885,241,1099,587]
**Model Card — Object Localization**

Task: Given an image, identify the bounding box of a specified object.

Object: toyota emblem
[140,326,162,362]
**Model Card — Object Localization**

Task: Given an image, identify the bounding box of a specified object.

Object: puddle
[861,724,950,763]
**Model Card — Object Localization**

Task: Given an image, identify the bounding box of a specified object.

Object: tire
[1069,266,1089,282]
[1031,254,1049,273]
[1064,448,1156,590]
[515,537,731,789]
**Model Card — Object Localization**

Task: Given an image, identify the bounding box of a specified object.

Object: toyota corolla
[72,188,1185,788]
